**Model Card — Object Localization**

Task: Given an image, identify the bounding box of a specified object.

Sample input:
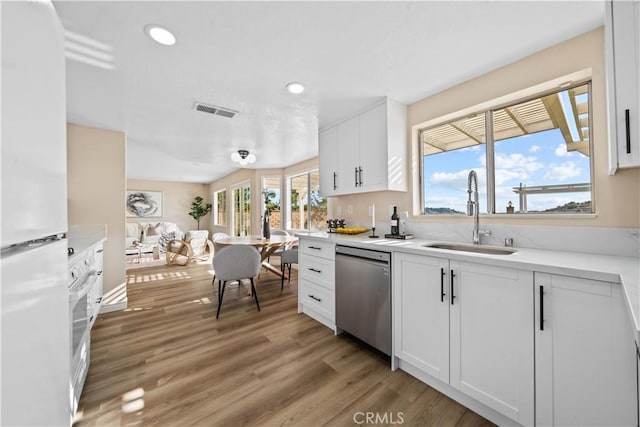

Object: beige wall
[127,179,211,234]
[67,123,126,295]
[332,28,640,229]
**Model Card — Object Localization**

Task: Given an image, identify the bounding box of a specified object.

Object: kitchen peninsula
[297,232,640,426]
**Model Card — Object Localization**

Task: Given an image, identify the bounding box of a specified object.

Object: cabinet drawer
[299,256,335,291]
[300,239,335,260]
[300,280,334,321]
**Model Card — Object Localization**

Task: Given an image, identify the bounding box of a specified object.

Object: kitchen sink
[423,242,516,255]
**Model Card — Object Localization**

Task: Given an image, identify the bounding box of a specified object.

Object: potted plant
[188,196,212,230]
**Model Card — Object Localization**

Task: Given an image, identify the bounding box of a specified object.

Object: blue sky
[423,128,591,213]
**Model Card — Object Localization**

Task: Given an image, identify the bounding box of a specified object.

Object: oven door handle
[69,271,98,303]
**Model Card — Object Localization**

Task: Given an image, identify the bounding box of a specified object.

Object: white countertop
[68,224,107,265]
[297,232,640,345]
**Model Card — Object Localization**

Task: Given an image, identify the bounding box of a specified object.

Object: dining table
[214,234,298,278]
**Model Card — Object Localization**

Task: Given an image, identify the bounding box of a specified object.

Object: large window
[288,171,327,230]
[421,82,593,215]
[262,176,281,230]
[213,189,226,225]
[232,183,250,236]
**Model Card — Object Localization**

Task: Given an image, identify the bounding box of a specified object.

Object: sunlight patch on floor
[186,297,212,305]
[121,387,145,414]
[123,307,154,312]
[127,271,191,284]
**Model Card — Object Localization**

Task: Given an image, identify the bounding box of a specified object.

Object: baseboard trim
[100,299,127,314]
[99,282,128,314]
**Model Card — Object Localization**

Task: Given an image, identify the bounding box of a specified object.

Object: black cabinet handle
[308,268,321,273]
[440,268,446,302]
[450,270,456,305]
[97,270,103,276]
[309,294,321,302]
[333,172,337,190]
[96,297,102,303]
[539,285,544,331]
[96,249,104,253]
[358,167,363,187]
[89,315,94,322]
[308,246,321,250]
[355,167,359,187]
[625,109,631,154]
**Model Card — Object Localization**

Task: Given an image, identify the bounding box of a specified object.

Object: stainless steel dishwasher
[335,245,391,356]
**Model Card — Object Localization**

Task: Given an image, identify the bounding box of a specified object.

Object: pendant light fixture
[231,149,256,166]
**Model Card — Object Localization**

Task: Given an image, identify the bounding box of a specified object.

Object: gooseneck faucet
[467,170,491,244]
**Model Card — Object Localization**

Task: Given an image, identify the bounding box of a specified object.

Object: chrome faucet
[467,170,491,244]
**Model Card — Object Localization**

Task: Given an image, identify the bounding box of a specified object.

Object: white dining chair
[210,232,230,285]
[280,247,298,290]
[212,232,229,255]
[212,245,261,319]
[268,229,290,263]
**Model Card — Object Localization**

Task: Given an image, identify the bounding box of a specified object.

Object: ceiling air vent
[193,102,237,119]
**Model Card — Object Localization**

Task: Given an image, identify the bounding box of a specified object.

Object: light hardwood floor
[74,261,494,427]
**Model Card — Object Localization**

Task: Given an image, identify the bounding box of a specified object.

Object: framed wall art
[126,190,163,218]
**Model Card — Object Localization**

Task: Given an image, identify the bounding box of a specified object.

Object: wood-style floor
[74,261,494,427]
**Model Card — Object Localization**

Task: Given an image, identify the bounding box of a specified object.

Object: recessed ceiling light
[286,82,305,94]
[145,25,176,46]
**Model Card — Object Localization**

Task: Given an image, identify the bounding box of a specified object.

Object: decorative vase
[263,211,271,239]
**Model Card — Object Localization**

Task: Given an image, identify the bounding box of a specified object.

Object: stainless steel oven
[335,245,391,356]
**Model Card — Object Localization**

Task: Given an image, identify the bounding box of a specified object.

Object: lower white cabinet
[394,253,534,425]
[298,239,336,331]
[90,244,104,322]
[535,273,637,426]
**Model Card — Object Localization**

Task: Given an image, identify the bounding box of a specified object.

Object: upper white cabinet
[318,127,339,197]
[535,273,637,426]
[319,98,407,196]
[394,253,534,426]
[605,0,640,173]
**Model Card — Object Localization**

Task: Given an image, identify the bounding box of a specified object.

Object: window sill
[416,213,597,220]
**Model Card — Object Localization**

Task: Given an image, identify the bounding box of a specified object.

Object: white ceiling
[53,1,604,184]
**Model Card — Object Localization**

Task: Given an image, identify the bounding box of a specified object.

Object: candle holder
[369,227,379,238]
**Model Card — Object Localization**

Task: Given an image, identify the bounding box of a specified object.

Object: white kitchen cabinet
[318,98,407,196]
[394,253,450,382]
[337,116,360,193]
[535,273,637,426]
[606,0,640,173]
[298,239,336,331]
[394,253,534,426]
[90,243,104,323]
[318,127,340,197]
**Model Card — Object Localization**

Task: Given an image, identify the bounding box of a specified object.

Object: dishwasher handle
[335,245,390,264]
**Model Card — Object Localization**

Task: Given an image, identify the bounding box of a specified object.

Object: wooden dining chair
[212,245,261,319]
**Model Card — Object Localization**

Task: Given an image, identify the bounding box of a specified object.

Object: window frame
[286,169,326,231]
[230,181,251,236]
[261,175,281,230]
[418,78,595,217]
[213,189,226,226]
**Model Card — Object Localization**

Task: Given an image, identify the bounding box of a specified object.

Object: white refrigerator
[1,1,71,425]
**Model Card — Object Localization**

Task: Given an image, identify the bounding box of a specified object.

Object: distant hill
[541,200,592,213]
[424,201,592,215]
[424,207,465,215]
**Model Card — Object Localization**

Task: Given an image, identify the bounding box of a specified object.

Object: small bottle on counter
[390,206,399,235]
